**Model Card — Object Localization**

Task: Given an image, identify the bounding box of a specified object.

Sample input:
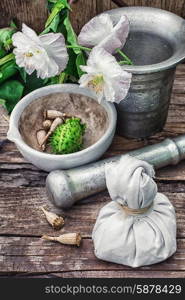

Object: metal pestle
[46,135,185,209]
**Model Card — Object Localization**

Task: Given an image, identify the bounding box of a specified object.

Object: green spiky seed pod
[50,118,86,154]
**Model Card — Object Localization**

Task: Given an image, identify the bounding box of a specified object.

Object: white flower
[12,24,68,79]
[78,14,129,54]
[79,47,132,103]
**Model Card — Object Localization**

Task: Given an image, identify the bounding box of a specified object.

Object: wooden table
[1,65,185,278]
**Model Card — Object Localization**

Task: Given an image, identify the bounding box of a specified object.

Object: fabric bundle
[92,155,177,267]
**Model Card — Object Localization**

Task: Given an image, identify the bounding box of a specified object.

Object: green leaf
[41,14,60,34]
[23,72,46,95]
[76,52,87,77]
[45,0,70,28]
[48,0,71,9]
[48,75,60,84]
[0,44,6,59]
[65,47,78,79]
[16,66,27,83]
[0,61,18,85]
[64,14,80,54]
[0,53,14,67]
[10,20,17,29]
[0,80,24,113]
[0,27,16,50]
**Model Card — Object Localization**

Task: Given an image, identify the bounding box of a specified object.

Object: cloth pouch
[92,155,177,267]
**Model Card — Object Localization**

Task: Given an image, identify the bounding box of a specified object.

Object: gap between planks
[0,238,185,274]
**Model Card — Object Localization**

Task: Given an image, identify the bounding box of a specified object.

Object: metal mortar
[105,7,185,138]
[46,134,185,209]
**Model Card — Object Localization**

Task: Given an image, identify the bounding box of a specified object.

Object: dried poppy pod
[40,206,64,230]
[41,117,63,146]
[42,233,82,247]
[44,110,69,120]
[36,129,47,151]
[43,119,52,130]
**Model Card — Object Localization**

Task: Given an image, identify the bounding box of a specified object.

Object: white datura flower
[78,14,129,54]
[12,24,68,79]
[79,47,132,104]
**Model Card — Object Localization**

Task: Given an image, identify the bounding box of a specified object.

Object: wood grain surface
[1,64,185,277]
[0,0,184,33]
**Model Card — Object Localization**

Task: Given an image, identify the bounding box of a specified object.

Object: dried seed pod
[42,233,82,247]
[40,206,64,230]
[41,117,63,146]
[36,129,47,151]
[44,110,68,120]
[43,119,52,130]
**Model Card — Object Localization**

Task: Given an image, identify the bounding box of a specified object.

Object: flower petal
[40,33,68,73]
[103,81,116,102]
[105,70,132,103]
[113,15,129,47]
[95,89,104,103]
[79,73,104,103]
[79,73,94,87]
[12,32,35,50]
[80,64,98,75]
[22,23,41,44]
[87,47,120,76]
[37,57,59,79]
[99,35,122,54]
[78,14,113,48]
[78,14,129,53]
[99,15,129,53]
[79,46,132,103]
[12,24,68,79]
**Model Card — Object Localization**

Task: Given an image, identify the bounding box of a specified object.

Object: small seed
[42,233,82,247]
[40,206,64,230]
[43,119,52,130]
[41,117,63,146]
[36,129,47,151]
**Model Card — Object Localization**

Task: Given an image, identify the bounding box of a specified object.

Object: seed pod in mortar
[36,129,47,151]
[43,119,52,130]
[44,110,68,120]
[41,117,63,146]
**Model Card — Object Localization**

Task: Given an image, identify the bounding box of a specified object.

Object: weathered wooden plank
[0,187,184,237]
[70,0,97,34]
[96,0,117,14]
[0,163,47,187]
[0,237,185,274]
[22,270,185,278]
[111,0,185,17]
[0,0,184,35]
[2,161,185,192]
[0,0,47,33]
[73,0,185,33]
[2,161,185,189]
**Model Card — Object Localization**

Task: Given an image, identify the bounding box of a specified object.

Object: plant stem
[66,45,91,52]
[116,49,133,65]
[59,72,68,84]
[0,53,14,66]
[119,61,129,65]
